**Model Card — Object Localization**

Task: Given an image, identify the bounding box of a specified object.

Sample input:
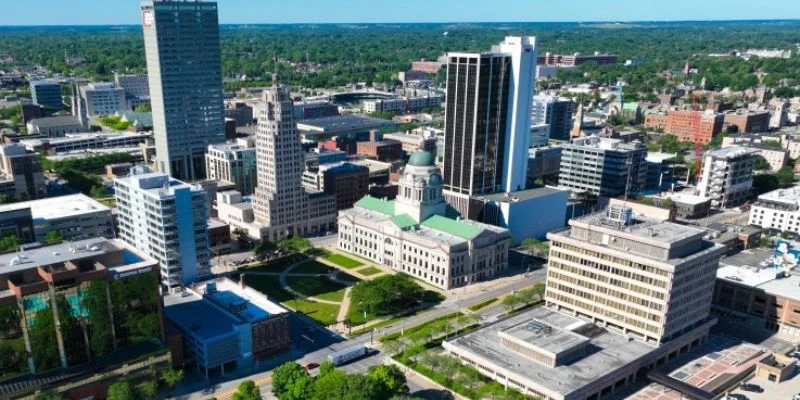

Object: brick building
[356,139,402,162]
[665,110,724,144]
[722,109,771,133]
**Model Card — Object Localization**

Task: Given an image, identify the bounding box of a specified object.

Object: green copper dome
[408,151,434,167]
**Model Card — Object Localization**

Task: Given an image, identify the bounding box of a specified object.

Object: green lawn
[324,253,364,269]
[242,274,293,302]
[356,266,382,276]
[291,260,333,274]
[290,298,340,326]
[244,275,341,326]
[286,276,347,302]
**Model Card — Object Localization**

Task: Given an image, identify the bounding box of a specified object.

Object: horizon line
[1,18,800,28]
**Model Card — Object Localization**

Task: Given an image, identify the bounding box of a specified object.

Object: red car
[304,362,320,370]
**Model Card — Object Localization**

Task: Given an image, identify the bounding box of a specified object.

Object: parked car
[725,394,748,400]
[304,362,319,370]
[740,383,763,393]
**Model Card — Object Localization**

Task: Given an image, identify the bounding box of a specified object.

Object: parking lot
[727,368,800,400]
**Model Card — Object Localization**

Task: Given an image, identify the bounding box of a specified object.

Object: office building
[0,205,35,243]
[698,147,757,209]
[356,138,403,162]
[224,100,254,126]
[302,162,369,211]
[115,74,150,99]
[443,37,536,216]
[532,95,573,141]
[0,238,163,376]
[164,278,290,377]
[338,152,510,290]
[205,139,258,196]
[142,0,226,181]
[0,194,113,243]
[644,152,677,192]
[652,193,711,219]
[546,207,726,344]
[748,186,800,233]
[115,166,210,291]
[382,132,436,154]
[0,144,46,199]
[474,187,568,244]
[29,79,62,110]
[770,99,790,129]
[538,52,617,66]
[217,86,336,241]
[558,136,647,197]
[712,242,800,344]
[78,83,126,116]
[443,207,723,400]
[292,99,340,121]
[665,110,724,144]
[527,146,562,184]
[20,131,152,155]
[643,111,668,131]
[723,109,771,133]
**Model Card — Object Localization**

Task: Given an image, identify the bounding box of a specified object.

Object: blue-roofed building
[163,278,290,377]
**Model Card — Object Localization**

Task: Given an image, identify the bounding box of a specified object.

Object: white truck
[327,344,369,366]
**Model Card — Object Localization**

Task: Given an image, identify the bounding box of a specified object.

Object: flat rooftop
[445,306,655,398]
[707,146,758,159]
[163,292,242,341]
[570,211,707,245]
[646,152,678,163]
[196,278,287,320]
[296,115,395,134]
[500,319,589,356]
[0,237,148,277]
[655,193,710,206]
[756,186,800,206]
[480,186,566,203]
[717,246,800,300]
[0,194,110,222]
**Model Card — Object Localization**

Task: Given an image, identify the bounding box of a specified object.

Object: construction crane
[693,95,704,184]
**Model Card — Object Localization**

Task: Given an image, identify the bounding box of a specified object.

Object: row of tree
[272,361,409,400]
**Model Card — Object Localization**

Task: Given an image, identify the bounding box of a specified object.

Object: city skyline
[1,0,799,26]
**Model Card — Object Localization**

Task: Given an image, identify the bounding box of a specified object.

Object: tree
[753,155,771,171]
[44,231,64,245]
[134,103,152,112]
[135,380,158,400]
[272,362,311,399]
[0,234,20,252]
[776,167,796,187]
[253,240,278,260]
[753,174,780,195]
[502,293,522,312]
[277,236,311,253]
[232,380,261,400]
[90,185,108,199]
[160,367,184,389]
[107,381,135,400]
[318,360,336,378]
[368,365,407,398]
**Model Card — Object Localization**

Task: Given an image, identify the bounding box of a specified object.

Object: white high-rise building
[115,166,210,291]
[442,37,536,217]
[748,186,800,233]
[698,147,758,209]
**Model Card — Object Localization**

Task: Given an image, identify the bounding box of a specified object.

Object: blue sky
[1,0,799,25]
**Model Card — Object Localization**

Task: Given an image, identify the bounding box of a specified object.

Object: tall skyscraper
[251,86,336,241]
[443,37,536,216]
[141,0,226,181]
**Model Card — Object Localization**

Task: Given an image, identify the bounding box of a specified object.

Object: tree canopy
[271,362,407,400]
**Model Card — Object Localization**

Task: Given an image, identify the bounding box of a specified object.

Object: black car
[740,383,763,393]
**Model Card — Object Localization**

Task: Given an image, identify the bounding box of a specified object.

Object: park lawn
[356,266,382,276]
[324,253,364,269]
[286,276,347,302]
[290,298,340,326]
[242,275,293,302]
[291,260,333,274]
